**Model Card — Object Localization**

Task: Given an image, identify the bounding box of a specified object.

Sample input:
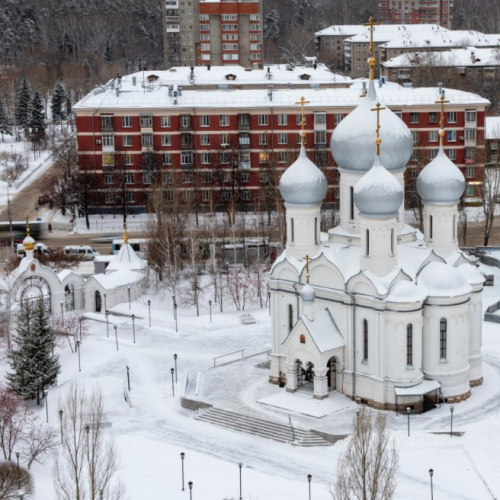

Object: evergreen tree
[29,90,47,142]
[50,82,67,125]
[264,9,281,42]
[14,77,32,138]
[7,300,60,404]
[104,40,112,63]
[0,93,11,142]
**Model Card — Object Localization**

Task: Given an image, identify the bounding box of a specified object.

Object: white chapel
[268,48,484,411]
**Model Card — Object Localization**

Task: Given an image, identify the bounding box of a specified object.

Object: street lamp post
[7,176,13,258]
[450,405,454,437]
[85,425,90,462]
[77,341,81,372]
[406,407,411,437]
[180,452,185,491]
[132,314,136,343]
[268,291,271,316]
[103,292,107,314]
[106,310,109,338]
[60,301,64,323]
[209,300,212,323]
[174,303,178,332]
[429,469,434,500]
[44,390,49,423]
[171,368,175,396]
[239,463,243,500]
[15,451,20,489]
[307,474,312,500]
[356,408,361,434]
[188,481,193,500]
[114,324,118,351]
[147,300,151,327]
[79,317,83,342]
[59,410,64,443]
[126,365,130,391]
[174,354,178,383]
[127,286,131,310]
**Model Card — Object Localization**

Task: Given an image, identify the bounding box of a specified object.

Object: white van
[16,242,50,258]
[64,245,100,260]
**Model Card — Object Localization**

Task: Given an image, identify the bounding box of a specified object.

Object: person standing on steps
[48,223,52,233]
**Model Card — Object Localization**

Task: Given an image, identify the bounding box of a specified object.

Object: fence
[485,301,500,323]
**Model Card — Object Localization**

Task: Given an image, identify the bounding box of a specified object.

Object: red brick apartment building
[74,70,488,214]
[379,0,453,29]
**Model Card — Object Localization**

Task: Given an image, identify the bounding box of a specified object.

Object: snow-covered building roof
[485,116,500,140]
[106,242,146,273]
[88,270,144,291]
[344,25,448,45]
[383,47,500,68]
[315,24,446,39]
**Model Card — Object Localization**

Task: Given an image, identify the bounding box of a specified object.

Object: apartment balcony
[180,125,192,132]
[239,142,251,150]
[314,143,327,149]
[102,144,115,153]
[181,143,193,150]
[181,162,193,169]
[465,140,477,148]
[101,125,114,133]
[465,121,477,129]
[238,123,250,131]
[102,165,115,172]
[314,123,327,131]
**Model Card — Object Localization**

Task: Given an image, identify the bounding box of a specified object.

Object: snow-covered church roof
[106,233,147,273]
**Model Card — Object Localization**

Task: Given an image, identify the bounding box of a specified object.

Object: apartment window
[220,133,229,146]
[296,114,304,126]
[242,190,250,201]
[465,183,475,196]
[122,116,132,128]
[447,149,456,160]
[201,152,211,164]
[140,114,153,127]
[466,167,474,178]
[250,14,260,20]
[101,115,113,129]
[222,14,237,21]
[465,129,476,141]
[428,130,438,143]
[465,148,476,161]
[223,34,238,41]
[409,112,419,124]
[124,173,134,184]
[102,134,114,147]
[163,153,172,165]
[161,135,172,146]
[258,133,268,145]
[250,34,260,41]
[429,112,438,124]
[314,112,326,125]
[250,24,260,31]
[124,154,133,165]
[164,172,173,184]
[223,54,239,60]
[241,172,250,183]
[278,114,287,126]
[125,192,134,203]
[143,172,153,185]
[202,171,212,184]
[200,24,210,31]
[447,130,456,142]
[363,320,368,361]
[181,134,192,147]
[199,14,209,21]
[141,134,153,147]
[466,110,477,122]
[223,44,238,51]
[447,111,457,124]
[259,152,269,164]
[180,115,191,127]
[200,134,210,146]
[297,133,304,145]
[250,53,261,60]
[200,34,210,41]
[104,174,113,184]
[183,190,193,201]
[223,172,231,183]
[334,113,343,125]
[239,152,250,165]
[239,134,250,145]
[121,135,132,147]
[161,116,171,128]
[409,168,418,179]
[220,115,229,126]
[259,171,268,183]
[407,324,413,367]
[315,131,327,144]
[278,133,287,145]
[220,152,230,164]
[106,192,115,204]
[222,24,238,30]
[182,172,193,184]
[440,318,447,360]
[491,155,498,164]
[278,151,287,163]
[200,115,210,127]
[429,149,438,160]
[258,115,268,126]
[181,151,193,165]
[411,150,420,161]
[411,130,419,143]
[491,142,498,151]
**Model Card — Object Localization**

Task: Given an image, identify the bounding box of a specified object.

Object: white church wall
[285,205,322,260]
[422,204,459,258]
[307,262,345,291]
[469,290,483,385]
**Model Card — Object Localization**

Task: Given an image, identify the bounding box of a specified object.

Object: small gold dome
[23,235,35,251]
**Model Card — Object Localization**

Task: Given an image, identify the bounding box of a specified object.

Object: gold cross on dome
[303,254,311,284]
[25,215,30,235]
[435,94,450,145]
[295,96,310,146]
[371,102,386,155]
[364,16,381,80]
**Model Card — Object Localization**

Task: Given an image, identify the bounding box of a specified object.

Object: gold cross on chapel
[364,16,381,80]
[123,222,129,244]
[371,102,386,155]
[303,254,311,284]
[435,94,450,145]
[25,215,30,235]
[295,96,310,146]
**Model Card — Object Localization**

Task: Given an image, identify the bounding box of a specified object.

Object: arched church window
[95,291,102,313]
[363,319,368,361]
[407,324,413,367]
[288,304,293,332]
[350,186,354,221]
[366,229,370,257]
[291,218,295,243]
[430,215,433,240]
[391,229,394,255]
[314,217,318,245]
[453,215,456,240]
[440,318,447,360]
[300,334,306,344]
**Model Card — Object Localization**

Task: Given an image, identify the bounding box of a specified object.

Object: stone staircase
[195,407,333,447]
[254,360,271,370]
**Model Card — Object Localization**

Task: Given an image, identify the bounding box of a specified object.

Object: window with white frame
[296,114,304,126]
[161,116,171,128]
[123,135,133,147]
[106,192,115,204]
[411,130,419,143]
[202,171,212,183]
[314,112,326,125]
[250,34,260,41]
[258,133,268,145]
[164,172,173,184]
[465,148,475,160]
[491,142,498,150]
[200,34,210,41]
[465,129,476,141]
[199,14,209,20]
[183,189,193,201]
[222,44,238,50]
[278,133,287,144]
[465,183,475,196]
[409,169,418,179]
[164,190,173,202]
[182,172,193,183]
[447,130,456,142]
[466,167,474,178]
[163,153,172,165]
[250,24,260,30]
[447,149,456,160]
[222,24,238,30]
[409,112,419,124]
[141,134,153,147]
[181,151,193,164]
[223,54,239,60]
[250,43,260,51]
[202,190,211,202]
[201,152,211,164]
[102,134,114,147]
[222,14,237,20]
[200,115,210,127]
[239,134,250,145]
[104,174,113,184]
[250,53,261,60]
[334,113,343,124]
[180,115,191,127]
[466,110,477,122]
[200,24,210,31]
[220,133,229,146]
[123,154,133,166]
[315,131,327,144]
[220,115,229,126]
[258,115,268,126]
[220,152,230,164]
[239,151,250,164]
[126,192,135,203]
[122,116,132,128]
[428,130,438,142]
[201,43,210,51]
[411,150,420,161]
[447,111,457,123]
[222,34,238,41]
[278,151,287,163]
[140,114,153,127]
[161,135,172,146]
[124,173,134,184]
[143,172,153,184]
[250,14,260,20]
[429,149,438,160]
[429,112,438,124]
[223,172,231,183]
[259,171,268,183]
[242,190,250,201]
[240,172,250,183]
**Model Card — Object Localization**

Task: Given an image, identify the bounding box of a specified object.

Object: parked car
[64,245,100,260]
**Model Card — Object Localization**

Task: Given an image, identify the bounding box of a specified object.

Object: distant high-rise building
[163,0,263,69]
[378,0,453,29]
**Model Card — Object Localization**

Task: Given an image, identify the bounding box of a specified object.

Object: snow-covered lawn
[2,264,500,499]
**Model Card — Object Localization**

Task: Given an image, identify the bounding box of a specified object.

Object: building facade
[163,0,262,69]
[378,0,453,29]
[73,69,489,214]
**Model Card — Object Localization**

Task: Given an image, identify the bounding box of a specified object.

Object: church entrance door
[327,357,337,390]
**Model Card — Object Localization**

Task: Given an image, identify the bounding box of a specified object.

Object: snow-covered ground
[1,264,500,499]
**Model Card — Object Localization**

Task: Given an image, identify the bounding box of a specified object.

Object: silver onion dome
[279,145,328,206]
[330,80,413,173]
[417,145,465,205]
[354,156,403,218]
[301,284,316,303]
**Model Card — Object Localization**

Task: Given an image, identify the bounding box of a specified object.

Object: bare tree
[330,407,399,500]
[53,384,126,500]
[22,422,59,471]
[480,166,500,246]
[0,460,33,500]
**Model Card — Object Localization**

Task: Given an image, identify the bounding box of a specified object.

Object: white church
[269,67,484,411]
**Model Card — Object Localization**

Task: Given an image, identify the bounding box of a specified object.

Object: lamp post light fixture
[148,299,151,327]
[356,408,361,434]
[180,452,185,491]
[126,365,130,392]
[171,367,175,397]
[77,340,81,372]
[15,451,20,489]
[450,405,454,437]
[59,410,64,443]
[85,425,90,461]
[106,310,109,338]
[209,300,212,323]
[127,286,131,310]
[239,462,243,500]
[174,354,178,383]
[406,406,411,437]
[44,389,49,423]
[188,481,193,500]
[307,474,312,500]
[132,314,136,343]
[114,324,118,351]
[99,489,103,500]
[429,469,434,500]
